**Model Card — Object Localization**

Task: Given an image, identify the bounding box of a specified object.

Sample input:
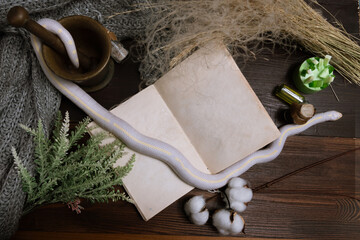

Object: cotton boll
[224,178,253,213]
[228,177,248,189]
[218,228,230,235]
[226,187,253,204]
[212,209,245,235]
[229,214,244,234]
[190,208,209,225]
[229,201,247,213]
[184,195,206,215]
[212,209,231,230]
[184,196,209,225]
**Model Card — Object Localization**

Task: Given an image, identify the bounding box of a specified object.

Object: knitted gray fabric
[0,1,149,238]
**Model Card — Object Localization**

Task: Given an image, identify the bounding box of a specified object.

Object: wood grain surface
[12,0,359,239]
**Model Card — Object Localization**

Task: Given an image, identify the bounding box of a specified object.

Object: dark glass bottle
[274,84,306,105]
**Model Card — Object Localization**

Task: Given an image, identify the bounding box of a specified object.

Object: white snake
[30,18,342,190]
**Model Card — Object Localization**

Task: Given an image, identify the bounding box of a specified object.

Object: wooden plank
[243,193,360,239]
[240,0,360,138]
[15,136,359,239]
[12,232,300,240]
[242,50,359,138]
[240,147,360,239]
[242,136,358,190]
[15,0,360,239]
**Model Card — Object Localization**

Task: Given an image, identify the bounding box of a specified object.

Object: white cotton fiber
[218,228,230,235]
[212,209,231,230]
[229,215,244,234]
[184,195,206,215]
[229,201,247,213]
[228,177,247,188]
[190,209,209,225]
[212,209,244,235]
[224,177,253,213]
[226,187,253,203]
[184,195,209,225]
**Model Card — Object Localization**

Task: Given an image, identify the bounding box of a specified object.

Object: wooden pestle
[7,6,92,70]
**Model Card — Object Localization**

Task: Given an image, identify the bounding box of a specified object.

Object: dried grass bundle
[111,0,360,86]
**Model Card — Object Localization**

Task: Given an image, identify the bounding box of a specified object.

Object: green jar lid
[293,55,335,94]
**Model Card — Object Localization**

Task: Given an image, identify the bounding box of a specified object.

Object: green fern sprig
[12,148,37,196]
[12,112,135,215]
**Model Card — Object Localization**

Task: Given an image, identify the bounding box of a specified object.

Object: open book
[90,43,280,220]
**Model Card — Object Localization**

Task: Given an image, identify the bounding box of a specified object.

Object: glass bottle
[274,84,306,105]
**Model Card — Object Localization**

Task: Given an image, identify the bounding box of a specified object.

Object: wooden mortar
[42,15,114,92]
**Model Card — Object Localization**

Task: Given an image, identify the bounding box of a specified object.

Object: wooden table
[13,0,359,239]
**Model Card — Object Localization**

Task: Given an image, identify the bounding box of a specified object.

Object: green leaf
[306,58,315,70]
[319,68,329,79]
[300,69,307,77]
[327,65,334,73]
[318,58,324,70]
[52,111,63,139]
[18,113,135,215]
[309,80,324,88]
[68,117,90,147]
[321,83,329,89]
[12,147,37,195]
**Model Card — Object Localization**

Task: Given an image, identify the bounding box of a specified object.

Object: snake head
[326,111,342,121]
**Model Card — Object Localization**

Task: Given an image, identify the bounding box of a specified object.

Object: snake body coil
[30,19,342,190]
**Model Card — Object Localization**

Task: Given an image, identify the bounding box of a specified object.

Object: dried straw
[110,0,360,86]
